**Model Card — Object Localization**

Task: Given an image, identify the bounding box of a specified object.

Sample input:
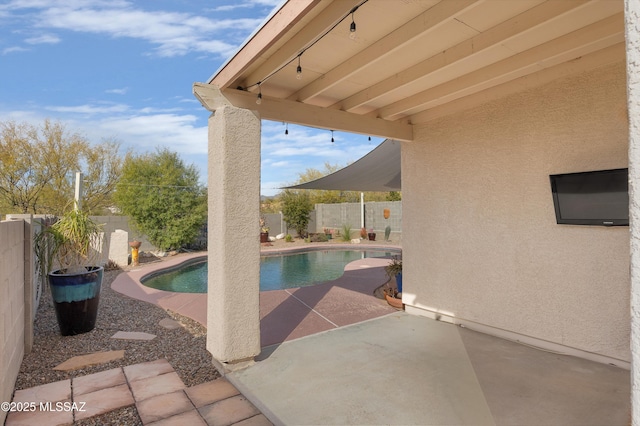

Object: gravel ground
[13,257,220,425]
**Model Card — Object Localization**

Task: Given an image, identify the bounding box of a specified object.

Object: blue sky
[0,0,382,196]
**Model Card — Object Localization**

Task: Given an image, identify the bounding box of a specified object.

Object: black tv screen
[550,168,628,226]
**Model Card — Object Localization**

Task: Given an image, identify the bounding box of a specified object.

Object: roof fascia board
[208,0,321,87]
[244,0,363,90]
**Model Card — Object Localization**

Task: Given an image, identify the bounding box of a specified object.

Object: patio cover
[285,139,400,192]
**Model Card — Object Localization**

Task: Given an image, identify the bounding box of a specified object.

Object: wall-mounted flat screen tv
[550,168,628,226]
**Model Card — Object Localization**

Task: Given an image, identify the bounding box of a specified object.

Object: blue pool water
[141,249,397,293]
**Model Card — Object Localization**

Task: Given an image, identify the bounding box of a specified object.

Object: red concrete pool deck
[111,244,401,347]
[6,245,399,426]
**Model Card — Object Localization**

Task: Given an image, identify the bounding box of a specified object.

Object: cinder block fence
[0,217,36,425]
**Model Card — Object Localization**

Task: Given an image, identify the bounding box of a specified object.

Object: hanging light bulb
[349,12,357,40]
[296,55,302,80]
[285,123,289,135]
[256,84,262,105]
[331,130,335,143]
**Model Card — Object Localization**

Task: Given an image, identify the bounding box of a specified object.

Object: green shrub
[309,233,328,242]
[341,224,352,241]
[280,190,313,238]
[285,234,293,242]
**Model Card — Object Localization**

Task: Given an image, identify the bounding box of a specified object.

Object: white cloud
[99,113,207,154]
[0,103,208,156]
[105,87,128,95]
[2,46,28,54]
[45,103,130,115]
[22,2,264,57]
[24,33,60,44]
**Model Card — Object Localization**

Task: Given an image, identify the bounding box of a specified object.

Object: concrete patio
[230,312,630,425]
[113,249,630,425]
[12,248,627,425]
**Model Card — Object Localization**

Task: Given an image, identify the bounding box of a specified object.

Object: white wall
[403,62,630,363]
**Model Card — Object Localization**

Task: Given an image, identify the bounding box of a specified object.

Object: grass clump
[341,224,352,241]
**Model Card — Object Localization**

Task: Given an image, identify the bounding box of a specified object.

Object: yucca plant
[341,224,352,242]
[36,209,103,275]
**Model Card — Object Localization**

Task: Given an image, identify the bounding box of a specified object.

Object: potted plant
[35,209,104,336]
[383,256,403,308]
[385,256,403,293]
[260,216,269,243]
[324,227,333,240]
[368,228,376,241]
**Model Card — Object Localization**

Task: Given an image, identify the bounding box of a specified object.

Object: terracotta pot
[368,232,376,241]
[260,232,269,243]
[129,240,142,249]
[385,293,404,310]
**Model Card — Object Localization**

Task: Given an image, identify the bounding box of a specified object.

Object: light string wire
[244,0,368,92]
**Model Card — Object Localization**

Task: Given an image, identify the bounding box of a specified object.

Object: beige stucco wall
[206,105,261,364]
[0,220,26,425]
[403,62,630,363]
[625,0,640,419]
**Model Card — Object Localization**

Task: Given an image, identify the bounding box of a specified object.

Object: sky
[0,0,383,196]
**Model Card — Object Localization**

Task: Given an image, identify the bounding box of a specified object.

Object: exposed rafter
[241,0,363,90]
[376,13,624,120]
[333,0,590,112]
[200,0,626,133]
[287,0,480,102]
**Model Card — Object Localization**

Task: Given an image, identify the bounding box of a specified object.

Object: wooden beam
[192,83,413,141]
[336,0,589,112]
[378,13,624,120]
[209,0,320,88]
[288,0,479,102]
[243,0,363,88]
[409,43,625,123]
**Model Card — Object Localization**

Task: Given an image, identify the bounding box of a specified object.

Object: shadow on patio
[230,312,630,426]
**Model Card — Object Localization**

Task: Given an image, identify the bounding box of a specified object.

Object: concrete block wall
[108,229,129,267]
[315,201,402,238]
[0,220,26,425]
[93,216,154,253]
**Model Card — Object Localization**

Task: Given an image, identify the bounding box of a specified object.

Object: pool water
[142,250,396,293]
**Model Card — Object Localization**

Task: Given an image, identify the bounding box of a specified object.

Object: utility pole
[74,172,83,211]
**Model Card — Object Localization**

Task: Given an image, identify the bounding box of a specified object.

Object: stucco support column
[626,0,640,423]
[206,104,261,366]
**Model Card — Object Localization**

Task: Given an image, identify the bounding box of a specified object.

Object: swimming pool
[141,249,399,293]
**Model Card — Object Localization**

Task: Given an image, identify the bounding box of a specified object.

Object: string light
[285,123,289,135]
[331,130,335,143]
[244,0,368,91]
[256,83,262,105]
[349,10,357,40]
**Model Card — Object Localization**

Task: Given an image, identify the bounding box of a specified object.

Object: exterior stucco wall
[625,0,640,420]
[0,220,26,425]
[403,62,630,362]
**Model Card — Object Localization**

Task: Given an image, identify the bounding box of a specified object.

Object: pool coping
[111,243,402,346]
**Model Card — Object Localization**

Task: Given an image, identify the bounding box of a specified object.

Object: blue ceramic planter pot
[48,266,103,336]
[395,272,403,293]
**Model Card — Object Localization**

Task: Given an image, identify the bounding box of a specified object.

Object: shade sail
[285,139,401,192]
